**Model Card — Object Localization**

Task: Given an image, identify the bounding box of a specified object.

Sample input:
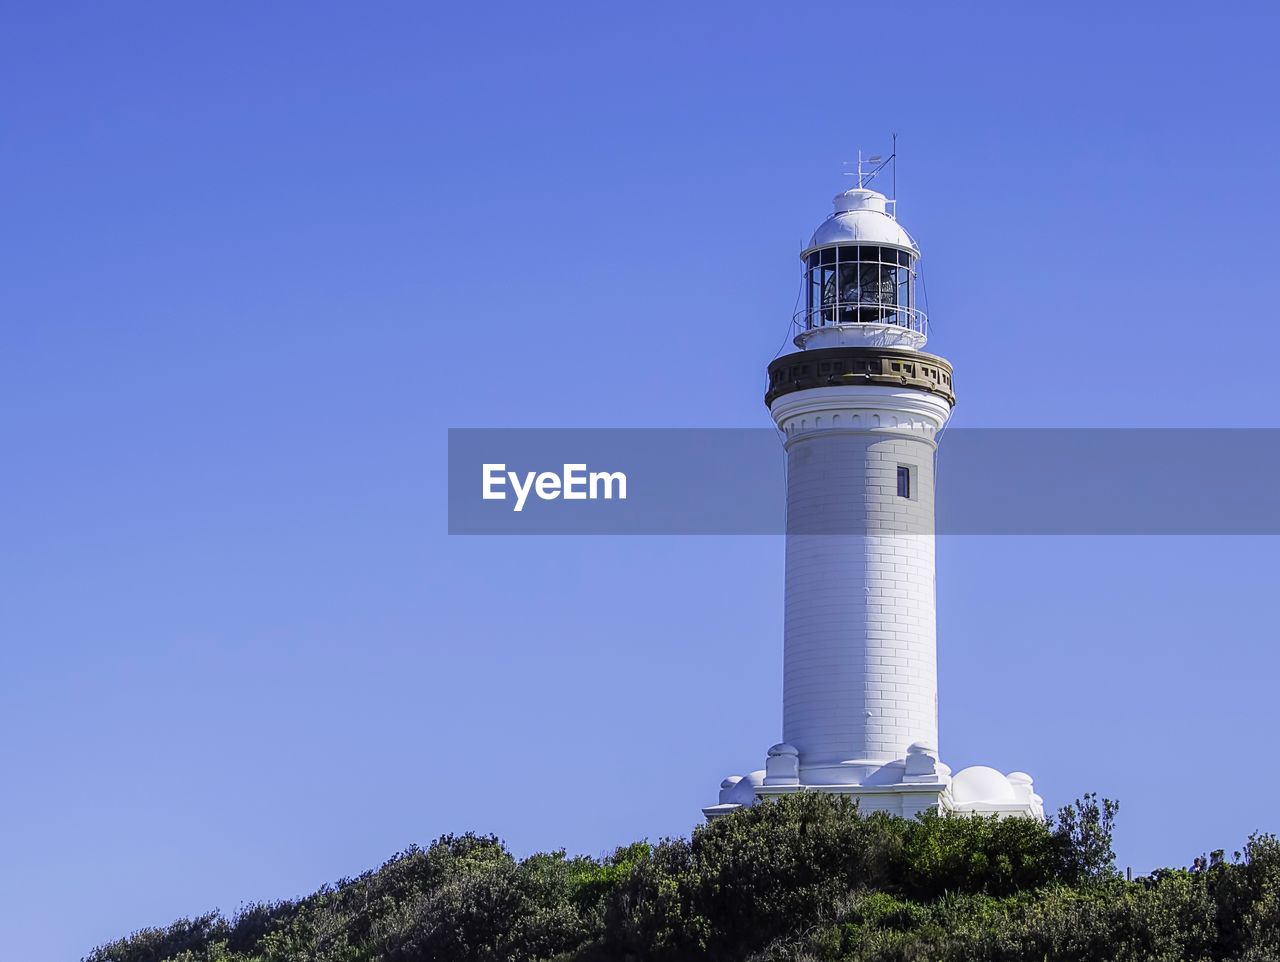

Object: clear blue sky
[2,3,1279,959]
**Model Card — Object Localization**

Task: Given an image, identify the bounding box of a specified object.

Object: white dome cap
[950,765,1018,805]
[804,187,918,255]
[723,770,765,806]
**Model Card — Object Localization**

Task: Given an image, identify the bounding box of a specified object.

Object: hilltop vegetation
[87,793,1280,962]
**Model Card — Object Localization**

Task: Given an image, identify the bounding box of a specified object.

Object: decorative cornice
[767,385,953,445]
[766,347,955,408]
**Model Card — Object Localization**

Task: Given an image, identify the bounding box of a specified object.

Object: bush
[84,793,1280,962]
[896,807,1062,900]
[86,913,230,962]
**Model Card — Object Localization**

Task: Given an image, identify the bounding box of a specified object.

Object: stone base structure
[703,743,1043,821]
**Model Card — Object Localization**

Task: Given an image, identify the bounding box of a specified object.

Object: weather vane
[841,135,898,192]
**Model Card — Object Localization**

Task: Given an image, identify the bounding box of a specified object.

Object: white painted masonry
[778,394,945,783]
[703,183,1044,821]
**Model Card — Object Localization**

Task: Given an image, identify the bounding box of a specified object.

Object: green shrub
[86,912,230,962]
[85,793,1280,962]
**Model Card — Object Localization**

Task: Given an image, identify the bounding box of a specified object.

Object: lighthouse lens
[878,264,900,305]
[807,246,914,329]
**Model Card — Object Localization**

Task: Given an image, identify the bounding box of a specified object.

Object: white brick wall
[769,386,952,782]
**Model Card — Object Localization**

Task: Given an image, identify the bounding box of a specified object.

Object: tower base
[704,743,1044,822]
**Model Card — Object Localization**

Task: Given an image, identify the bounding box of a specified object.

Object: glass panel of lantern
[881,263,900,310]
[819,265,838,325]
[803,254,814,320]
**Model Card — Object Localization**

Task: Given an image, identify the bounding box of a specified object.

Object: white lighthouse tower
[706,171,1043,820]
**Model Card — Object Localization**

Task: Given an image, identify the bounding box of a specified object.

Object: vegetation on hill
[87,793,1280,962]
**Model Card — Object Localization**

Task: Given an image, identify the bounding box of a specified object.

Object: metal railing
[793,302,928,336]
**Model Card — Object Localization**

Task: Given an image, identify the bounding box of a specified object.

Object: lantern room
[795,187,927,350]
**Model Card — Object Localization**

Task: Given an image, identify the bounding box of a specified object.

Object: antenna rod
[892,132,897,201]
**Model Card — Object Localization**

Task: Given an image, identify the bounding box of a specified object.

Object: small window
[897,465,911,499]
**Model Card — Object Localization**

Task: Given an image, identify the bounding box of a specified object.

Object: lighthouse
[705,173,1044,820]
